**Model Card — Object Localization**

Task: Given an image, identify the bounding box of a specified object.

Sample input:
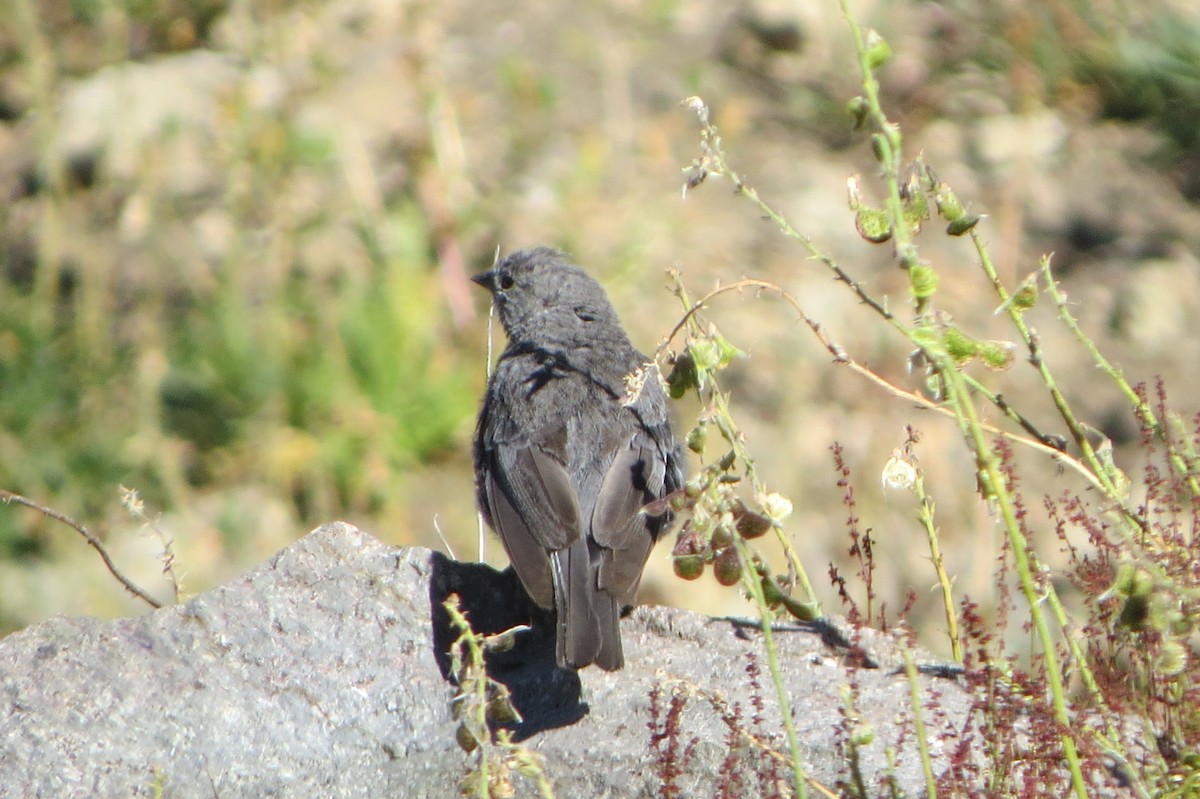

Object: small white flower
[882,452,917,491]
[759,492,793,523]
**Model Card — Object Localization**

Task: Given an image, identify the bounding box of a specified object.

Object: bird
[472,246,684,670]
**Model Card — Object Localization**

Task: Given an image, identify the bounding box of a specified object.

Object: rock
[0,522,974,798]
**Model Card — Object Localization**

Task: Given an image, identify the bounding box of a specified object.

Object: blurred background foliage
[1,0,1199,638]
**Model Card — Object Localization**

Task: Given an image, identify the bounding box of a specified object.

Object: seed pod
[673,554,705,581]
[733,502,773,539]
[666,351,699,399]
[760,574,784,608]
[455,722,479,753]
[713,547,742,587]
[855,206,893,243]
[980,341,1016,371]
[850,723,876,747]
[486,694,521,724]
[946,214,981,236]
[686,424,707,454]
[846,96,869,130]
[780,593,821,622]
[711,520,734,550]
[864,29,893,69]
[909,264,938,300]
[1010,282,1037,312]
[933,183,964,222]
[943,327,978,364]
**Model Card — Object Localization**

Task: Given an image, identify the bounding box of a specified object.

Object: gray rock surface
[0,522,973,798]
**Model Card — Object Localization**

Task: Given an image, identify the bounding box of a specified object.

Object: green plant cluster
[1,0,478,560]
[659,2,1200,795]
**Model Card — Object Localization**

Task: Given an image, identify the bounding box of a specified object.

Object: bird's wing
[481,421,583,608]
[482,466,555,608]
[590,432,669,604]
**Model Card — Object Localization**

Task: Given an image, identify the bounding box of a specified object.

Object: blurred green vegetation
[0,0,483,566]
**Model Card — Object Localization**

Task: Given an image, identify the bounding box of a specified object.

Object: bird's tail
[552,539,623,671]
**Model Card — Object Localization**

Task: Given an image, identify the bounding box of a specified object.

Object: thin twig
[656,277,1110,495]
[0,489,163,609]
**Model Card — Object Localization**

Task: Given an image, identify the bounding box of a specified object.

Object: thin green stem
[1041,257,1200,500]
[669,278,821,610]
[913,474,961,662]
[735,534,809,799]
[939,362,1089,799]
[900,642,938,799]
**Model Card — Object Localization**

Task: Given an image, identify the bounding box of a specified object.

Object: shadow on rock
[429,552,586,740]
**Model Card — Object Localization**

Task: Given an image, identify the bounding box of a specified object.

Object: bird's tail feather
[552,540,623,671]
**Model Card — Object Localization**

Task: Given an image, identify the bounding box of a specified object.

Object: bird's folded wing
[490,443,582,552]
[483,471,555,608]
[591,437,665,603]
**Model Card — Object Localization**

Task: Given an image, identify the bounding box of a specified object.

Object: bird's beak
[470,270,495,290]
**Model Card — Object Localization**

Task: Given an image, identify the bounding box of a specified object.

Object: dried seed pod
[456,722,479,753]
[713,547,742,587]
[710,520,734,550]
[733,500,773,539]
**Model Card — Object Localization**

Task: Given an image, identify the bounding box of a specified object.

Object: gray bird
[472,247,684,670]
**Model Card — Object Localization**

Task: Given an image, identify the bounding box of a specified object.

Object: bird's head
[472,247,625,348]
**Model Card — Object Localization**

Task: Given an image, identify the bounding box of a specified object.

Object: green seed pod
[946,214,981,237]
[1010,282,1037,311]
[943,327,978,364]
[846,96,869,130]
[933,183,964,222]
[1113,564,1154,600]
[850,723,876,747]
[486,693,521,724]
[666,351,699,399]
[455,722,479,753]
[780,593,821,622]
[902,189,928,234]
[980,341,1016,371]
[713,547,742,587]
[711,519,734,550]
[760,574,784,608]
[686,424,707,454]
[864,29,893,69]
[909,264,938,300]
[855,207,893,243]
[673,554,705,581]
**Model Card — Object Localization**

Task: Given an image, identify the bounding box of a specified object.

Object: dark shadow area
[429,552,587,740]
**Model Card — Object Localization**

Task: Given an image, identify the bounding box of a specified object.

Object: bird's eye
[498,273,515,291]
[574,307,596,322]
